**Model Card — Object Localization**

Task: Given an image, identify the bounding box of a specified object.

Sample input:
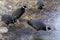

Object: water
[38,10,60,40]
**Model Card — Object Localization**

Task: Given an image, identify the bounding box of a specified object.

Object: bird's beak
[46,27,48,31]
[46,27,51,31]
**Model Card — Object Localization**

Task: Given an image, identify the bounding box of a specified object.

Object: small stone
[0,27,8,34]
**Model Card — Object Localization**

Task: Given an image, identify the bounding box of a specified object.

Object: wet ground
[0,0,60,40]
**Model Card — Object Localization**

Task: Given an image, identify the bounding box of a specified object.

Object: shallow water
[38,10,60,40]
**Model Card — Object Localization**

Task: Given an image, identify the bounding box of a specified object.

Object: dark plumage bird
[37,0,44,9]
[27,19,51,31]
[1,14,14,25]
[12,6,27,21]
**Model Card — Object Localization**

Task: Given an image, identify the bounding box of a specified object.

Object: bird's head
[47,27,51,30]
[23,6,27,8]
[42,27,51,31]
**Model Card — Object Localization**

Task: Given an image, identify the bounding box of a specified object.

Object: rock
[28,19,51,31]
[1,14,14,25]
[12,6,27,20]
[0,27,8,34]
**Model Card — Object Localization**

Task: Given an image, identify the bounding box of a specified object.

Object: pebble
[0,27,8,34]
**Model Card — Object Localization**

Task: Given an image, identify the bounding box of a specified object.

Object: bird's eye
[48,27,51,30]
[23,6,27,8]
